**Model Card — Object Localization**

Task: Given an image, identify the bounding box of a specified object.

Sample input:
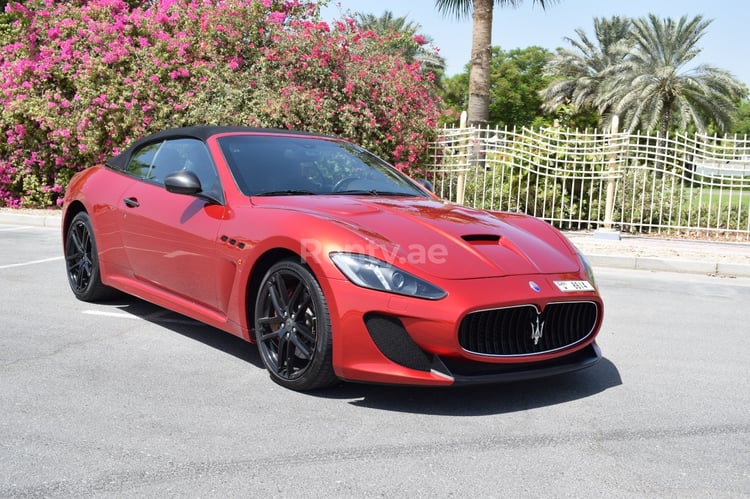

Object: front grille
[458,302,598,356]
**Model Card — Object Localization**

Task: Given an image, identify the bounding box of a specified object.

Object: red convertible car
[62,126,604,391]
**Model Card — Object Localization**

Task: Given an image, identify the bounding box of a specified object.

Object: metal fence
[427,125,750,240]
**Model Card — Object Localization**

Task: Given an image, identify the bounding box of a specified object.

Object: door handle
[123,197,140,208]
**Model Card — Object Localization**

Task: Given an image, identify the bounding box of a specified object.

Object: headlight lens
[575,247,597,288]
[330,252,446,300]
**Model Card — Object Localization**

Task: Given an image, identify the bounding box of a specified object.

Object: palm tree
[354,11,421,41]
[541,16,633,124]
[601,14,747,135]
[354,11,445,74]
[354,11,419,35]
[435,0,558,127]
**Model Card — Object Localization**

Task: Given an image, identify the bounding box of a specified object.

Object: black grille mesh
[364,313,433,371]
[458,302,598,356]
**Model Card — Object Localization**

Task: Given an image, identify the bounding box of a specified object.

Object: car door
[118,138,228,312]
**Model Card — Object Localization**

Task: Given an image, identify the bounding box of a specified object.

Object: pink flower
[266,11,286,24]
[0,0,441,208]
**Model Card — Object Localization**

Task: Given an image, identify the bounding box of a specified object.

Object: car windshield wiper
[255,189,318,196]
[336,189,417,197]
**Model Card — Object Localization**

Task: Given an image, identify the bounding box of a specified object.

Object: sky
[322,0,750,88]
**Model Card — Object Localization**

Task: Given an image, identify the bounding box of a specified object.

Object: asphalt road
[1,224,748,498]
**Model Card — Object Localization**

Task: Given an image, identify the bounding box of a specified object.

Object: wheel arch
[243,248,302,341]
[62,200,87,240]
[249,251,338,390]
[62,203,117,301]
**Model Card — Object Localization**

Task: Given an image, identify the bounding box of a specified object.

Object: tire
[64,212,115,302]
[254,259,337,391]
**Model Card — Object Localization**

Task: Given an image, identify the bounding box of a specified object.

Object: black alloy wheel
[254,259,337,391]
[64,212,113,301]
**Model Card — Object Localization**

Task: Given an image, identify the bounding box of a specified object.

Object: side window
[149,140,187,185]
[172,139,221,199]
[125,140,181,184]
[126,142,161,179]
[125,139,220,200]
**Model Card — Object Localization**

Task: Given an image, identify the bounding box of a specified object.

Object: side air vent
[364,313,433,372]
[461,234,501,243]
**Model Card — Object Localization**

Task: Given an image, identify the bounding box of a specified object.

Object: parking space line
[82,309,202,326]
[0,256,64,270]
[83,310,141,320]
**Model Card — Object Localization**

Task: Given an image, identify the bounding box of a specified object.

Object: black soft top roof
[105,126,334,170]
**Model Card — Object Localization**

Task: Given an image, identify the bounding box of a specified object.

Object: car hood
[255,196,580,279]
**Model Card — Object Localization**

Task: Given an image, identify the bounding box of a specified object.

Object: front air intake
[364,313,433,371]
[458,302,599,356]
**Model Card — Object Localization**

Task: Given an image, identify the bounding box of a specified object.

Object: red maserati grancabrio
[62,126,604,391]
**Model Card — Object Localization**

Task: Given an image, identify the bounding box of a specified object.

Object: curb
[587,254,750,278]
[0,211,62,229]
[2,210,749,278]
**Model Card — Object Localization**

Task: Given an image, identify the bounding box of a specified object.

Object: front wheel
[254,260,337,391]
[64,212,114,302]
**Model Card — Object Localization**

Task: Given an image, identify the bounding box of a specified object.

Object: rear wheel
[64,212,114,301]
[254,260,337,391]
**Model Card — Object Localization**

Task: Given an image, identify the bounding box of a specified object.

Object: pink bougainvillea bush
[0,0,441,207]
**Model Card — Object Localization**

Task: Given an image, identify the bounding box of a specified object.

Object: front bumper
[321,272,604,386]
[440,343,601,386]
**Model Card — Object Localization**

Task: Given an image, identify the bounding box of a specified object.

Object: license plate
[554,280,595,292]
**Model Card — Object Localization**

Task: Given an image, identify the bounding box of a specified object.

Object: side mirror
[164,170,202,195]
[416,178,434,192]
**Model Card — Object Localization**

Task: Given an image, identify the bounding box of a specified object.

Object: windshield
[217,135,428,197]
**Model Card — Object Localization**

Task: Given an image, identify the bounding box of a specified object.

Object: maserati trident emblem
[529,280,541,292]
[530,315,545,345]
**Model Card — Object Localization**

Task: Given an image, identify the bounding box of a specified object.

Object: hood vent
[461,234,501,244]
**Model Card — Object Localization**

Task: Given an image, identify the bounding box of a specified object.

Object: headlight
[330,252,446,300]
[575,247,597,288]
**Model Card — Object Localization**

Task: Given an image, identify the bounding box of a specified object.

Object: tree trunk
[467,0,493,127]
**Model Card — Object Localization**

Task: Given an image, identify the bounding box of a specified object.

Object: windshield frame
[217,134,430,198]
